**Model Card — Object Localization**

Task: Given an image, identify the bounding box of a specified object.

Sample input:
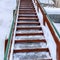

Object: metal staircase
[9,0,52,60]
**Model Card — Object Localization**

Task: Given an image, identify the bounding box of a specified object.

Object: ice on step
[17,24,39,26]
[13,52,51,60]
[16,30,42,33]
[17,25,41,28]
[15,35,45,40]
[14,42,47,49]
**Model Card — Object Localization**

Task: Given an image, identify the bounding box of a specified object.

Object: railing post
[57,43,60,60]
[4,39,8,53]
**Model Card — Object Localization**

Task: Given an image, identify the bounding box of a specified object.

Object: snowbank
[44,7,60,14]
[53,23,60,35]
[38,0,54,4]
[0,0,16,60]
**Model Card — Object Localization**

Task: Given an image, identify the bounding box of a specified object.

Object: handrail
[4,0,19,59]
[40,0,60,40]
[36,0,60,40]
[47,15,60,39]
[4,10,15,60]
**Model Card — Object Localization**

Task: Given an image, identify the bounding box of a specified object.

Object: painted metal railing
[4,11,15,60]
[4,0,19,60]
[36,0,60,40]
[47,15,60,39]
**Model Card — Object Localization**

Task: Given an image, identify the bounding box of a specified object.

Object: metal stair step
[14,42,47,50]
[18,14,37,17]
[16,29,43,33]
[15,32,44,36]
[16,30,42,33]
[15,39,46,43]
[16,26,42,31]
[19,7,34,9]
[18,12,37,15]
[13,48,49,53]
[13,52,52,60]
[17,22,40,26]
[15,35,45,40]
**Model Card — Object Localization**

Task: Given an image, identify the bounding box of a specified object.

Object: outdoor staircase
[10,0,52,60]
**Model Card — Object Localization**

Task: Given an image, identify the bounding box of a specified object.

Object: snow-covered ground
[0,0,16,60]
[38,0,54,4]
[44,7,60,14]
[53,23,60,35]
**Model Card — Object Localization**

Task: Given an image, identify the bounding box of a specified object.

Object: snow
[33,0,56,60]
[32,0,43,25]
[14,42,47,49]
[44,7,60,39]
[13,52,51,60]
[44,7,60,14]
[42,25,56,60]
[53,22,60,35]
[38,0,54,4]
[0,0,16,60]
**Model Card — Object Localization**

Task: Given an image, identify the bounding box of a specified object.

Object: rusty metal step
[16,26,42,30]
[15,32,44,36]
[19,7,34,9]
[18,16,38,18]
[13,48,49,53]
[18,17,38,20]
[17,22,40,25]
[18,14,37,17]
[19,8,36,12]
[19,11,36,14]
[16,30,42,33]
[15,39,46,43]
[18,19,38,21]
[17,19,38,22]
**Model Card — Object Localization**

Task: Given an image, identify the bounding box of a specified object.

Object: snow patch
[42,25,56,60]
[38,0,54,4]
[0,0,16,60]
[44,7,60,14]
[53,23,60,36]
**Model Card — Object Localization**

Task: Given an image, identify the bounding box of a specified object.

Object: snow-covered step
[17,25,42,29]
[16,30,42,34]
[16,26,42,30]
[14,42,47,50]
[15,32,44,36]
[15,35,45,40]
[17,21,40,25]
[18,17,38,20]
[19,5,34,8]
[15,39,46,43]
[17,23,40,26]
[19,8,36,12]
[13,52,52,60]
[17,20,38,22]
[18,14,37,17]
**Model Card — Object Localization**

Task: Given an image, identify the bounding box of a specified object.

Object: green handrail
[4,10,15,60]
[4,0,19,59]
